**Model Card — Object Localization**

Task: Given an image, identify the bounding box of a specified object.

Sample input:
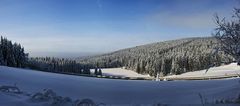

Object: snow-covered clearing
[91,68,150,78]
[165,63,240,79]
[96,63,240,80]
[1,66,240,105]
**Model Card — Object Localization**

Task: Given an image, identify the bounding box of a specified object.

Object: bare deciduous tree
[213,8,240,65]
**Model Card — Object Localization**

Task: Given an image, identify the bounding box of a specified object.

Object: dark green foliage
[0,36,28,68]
[98,68,102,76]
[93,68,102,76]
[82,68,91,75]
[94,68,98,75]
[79,37,233,76]
[27,57,91,75]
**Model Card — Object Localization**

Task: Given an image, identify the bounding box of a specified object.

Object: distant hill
[78,37,233,76]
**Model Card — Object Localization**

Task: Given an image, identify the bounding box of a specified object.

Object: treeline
[27,57,102,76]
[79,37,234,77]
[0,36,102,76]
[0,36,28,68]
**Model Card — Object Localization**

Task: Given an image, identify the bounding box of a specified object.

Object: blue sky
[0,0,238,57]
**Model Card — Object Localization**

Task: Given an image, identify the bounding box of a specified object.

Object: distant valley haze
[0,0,238,57]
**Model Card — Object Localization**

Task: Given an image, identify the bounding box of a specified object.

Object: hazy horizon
[0,0,238,57]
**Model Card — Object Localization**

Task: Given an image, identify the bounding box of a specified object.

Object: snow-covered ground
[93,63,240,80]
[91,68,150,78]
[0,66,240,105]
[165,63,240,79]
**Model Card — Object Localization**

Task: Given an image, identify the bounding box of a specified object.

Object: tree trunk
[237,58,240,66]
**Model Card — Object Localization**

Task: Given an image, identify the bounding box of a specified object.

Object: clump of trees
[28,57,84,74]
[213,8,240,65]
[28,57,102,76]
[0,36,28,68]
[94,68,102,76]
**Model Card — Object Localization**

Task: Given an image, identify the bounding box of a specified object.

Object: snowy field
[0,66,240,106]
[91,68,151,78]
[165,63,240,79]
[91,63,240,80]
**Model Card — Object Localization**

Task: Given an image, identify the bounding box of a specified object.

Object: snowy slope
[165,63,240,79]
[0,66,240,105]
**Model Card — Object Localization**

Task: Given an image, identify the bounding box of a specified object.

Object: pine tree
[0,48,4,65]
[94,68,98,75]
[0,36,28,68]
[98,68,102,76]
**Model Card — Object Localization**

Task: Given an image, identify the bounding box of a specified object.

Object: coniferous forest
[0,37,28,68]
[78,37,234,76]
[0,36,234,77]
[27,57,93,75]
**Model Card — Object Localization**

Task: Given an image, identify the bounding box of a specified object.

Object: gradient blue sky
[0,0,238,57]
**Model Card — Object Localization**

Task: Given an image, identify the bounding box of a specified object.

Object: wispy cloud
[149,12,215,29]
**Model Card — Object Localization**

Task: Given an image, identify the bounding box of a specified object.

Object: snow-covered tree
[27,57,89,75]
[78,37,233,76]
[213,8,240,65]
[0,36,28,68]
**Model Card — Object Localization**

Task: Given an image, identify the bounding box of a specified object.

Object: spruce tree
[98,68,102,76]
[94,68,98,75]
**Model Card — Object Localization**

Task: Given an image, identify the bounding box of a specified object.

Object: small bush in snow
[215,94,240,104]
[75,98,96,106]
[30,89,73,105]
[0,85,21,94]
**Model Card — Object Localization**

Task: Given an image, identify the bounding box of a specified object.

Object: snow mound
[30,89,72,106]
[0,85,21,94]
[0,85,100,106]
[1,87,240,106]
